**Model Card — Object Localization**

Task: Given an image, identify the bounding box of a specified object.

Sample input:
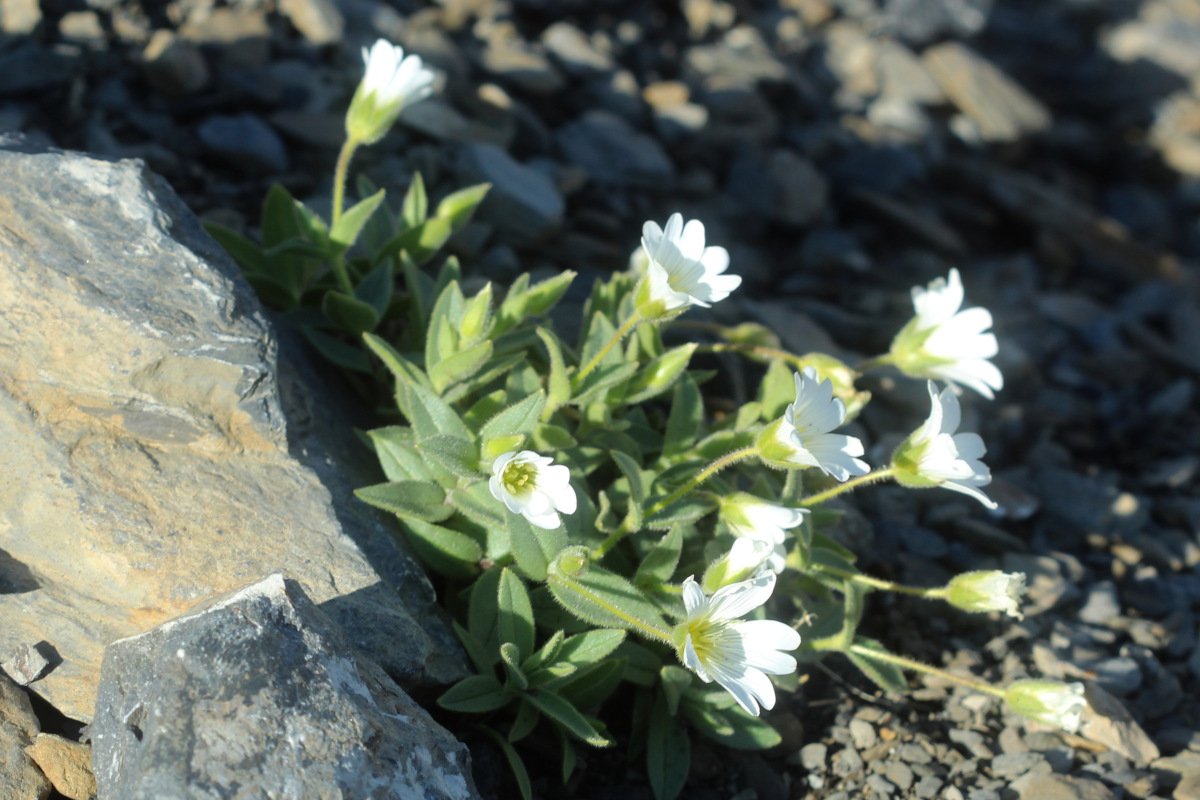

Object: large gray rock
[0,138,465,722]
[91,574,478,800]
[457,143,564,244]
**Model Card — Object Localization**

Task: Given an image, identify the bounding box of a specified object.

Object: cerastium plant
[212,38,1089,800]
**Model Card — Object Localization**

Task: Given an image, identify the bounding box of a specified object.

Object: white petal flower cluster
[890,268,1003,399]
[893,382,996,509]
[1005,680,1087,734]
[489,450,577,529]
[346,39,436,146]
[634,213,741,318]
[721,493,807,575]
[760,367,869,481]
[675,572,801,716]
[945,570,1025,619]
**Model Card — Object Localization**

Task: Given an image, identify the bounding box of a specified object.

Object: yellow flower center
[677,616,730,666]
[502,461,538,497]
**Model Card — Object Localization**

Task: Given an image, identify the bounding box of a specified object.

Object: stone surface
[0,139,464,722]
[1080,684,1161,765]
[922,43,1051,143]
[24,734,95,800]
[91,574,478,800]
[196,113,289,175]
[457,143,564,243]
[0,673,50,799]
[557,110,675,187]
[1010,773,1116,800]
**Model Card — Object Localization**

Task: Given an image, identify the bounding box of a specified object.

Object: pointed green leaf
[447,480,507,530]
[354,259,394,318]
[610,450,646,533]
[479,727,533,800]
[634,527,683,587]
[322,290,380,334]
[436,181,491,231]
[554,658,625,709]
[648,692,690,800]
[497,568,535,658]
[261,184,305,248]
[204,221,267,272]
[659,666,692,716]
[302,327,372,373]
[469,567,504,661]
[437,674,510,713]
[508,699,540,743]
[759,358,795,421]
[547,559,671,641]
[663,374,702,458]
[404,381,472,441]
[451,620,494,676]
[354,480,451,522]
[508,512,567,582]
[623,344,698,405]
[845,637,910,694]
[331,188,387,248]
[401,172,427,229]
[401,518,481,579]
[495,271,576,334]
[479,391,547,441]
[534,328,571,417]
[525,689,612,747]
[682,695,781,750]
[556,629,626,666]
[499,642,529,691]
[430,340,494,393]
[415,434,478,477]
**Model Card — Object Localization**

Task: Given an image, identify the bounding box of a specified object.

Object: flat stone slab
[0,138,464,721]
[91,574,478,800]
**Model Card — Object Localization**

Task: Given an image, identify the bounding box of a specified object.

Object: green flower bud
[945,570,1025,619]
[1005,680,1086,734]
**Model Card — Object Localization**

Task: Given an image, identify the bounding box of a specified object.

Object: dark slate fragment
[91,574,478,800]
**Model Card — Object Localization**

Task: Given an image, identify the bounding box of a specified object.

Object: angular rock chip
[91,574,478,800]
[0,138,464,721]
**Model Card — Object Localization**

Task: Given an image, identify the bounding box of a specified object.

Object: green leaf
[478,727,533,800]
[322,290,380,334]
[643,496,717,531]
[438,674,510,713]
[459,282,494,343]
[759,359,795,421]
[845,637,910,694]
[377,217,453,266]
[499,642,529,691]
[522,630,565,673]
[204,221,267,272]
[415,434,479,478]
[364,424,432,482]
[525,689,612,747]
[560,734,578,783]
[623,344,698,405]
[301,327,372,373]
[447,481,507,530]
[403,381,472,441]
[534,328,571,417]
[401,518,481,579]
[452,620,494,676]
[497,568,535,658]
[634,527,683,587]
[577,312,621,379]
[354,260,394,318]
[556,629,627,666]
[430,340,494,393]
[495,271,576,334]
[354,480,451,522]
[362,333,429,390]
[662,373,702,458]
[331,188,387,248]
[547,559,671,641]
[659,666,692,716]
[469,567,504,661]
[683,695,782,750]
[401,172,427,229]
[555,658,625,709]
[648,692,690,800]
[571,362,639,406]
[425,280,465,369]
[436,182,491,231]
[508,699,539,743]
[508,513,566,582]
[610,450,647,533]
[479,391,546,441]
[244,270,299,308]
[261,184,304,248]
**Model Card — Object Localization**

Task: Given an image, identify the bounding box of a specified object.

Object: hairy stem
[798,467,896,507]
[575,312,643,385]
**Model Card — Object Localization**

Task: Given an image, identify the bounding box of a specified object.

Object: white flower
[759,367,869,481]
[1005,680,1087,734]
[889,268,1002,399]
[892,382,996,508]
[673,572,801,717]
[488,450,577,530]
[945,570,1025,619]
[720,493,807,574]
[345,39,436,145]
[634,213,741,318]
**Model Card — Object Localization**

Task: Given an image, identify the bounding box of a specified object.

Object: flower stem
[329,138,359,295]
[845,642,1007,698]
[575,312,643,385]
[591,446,758,561]
[798,467,896,507]
[697,342,809,370]
[816,564,948,599]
